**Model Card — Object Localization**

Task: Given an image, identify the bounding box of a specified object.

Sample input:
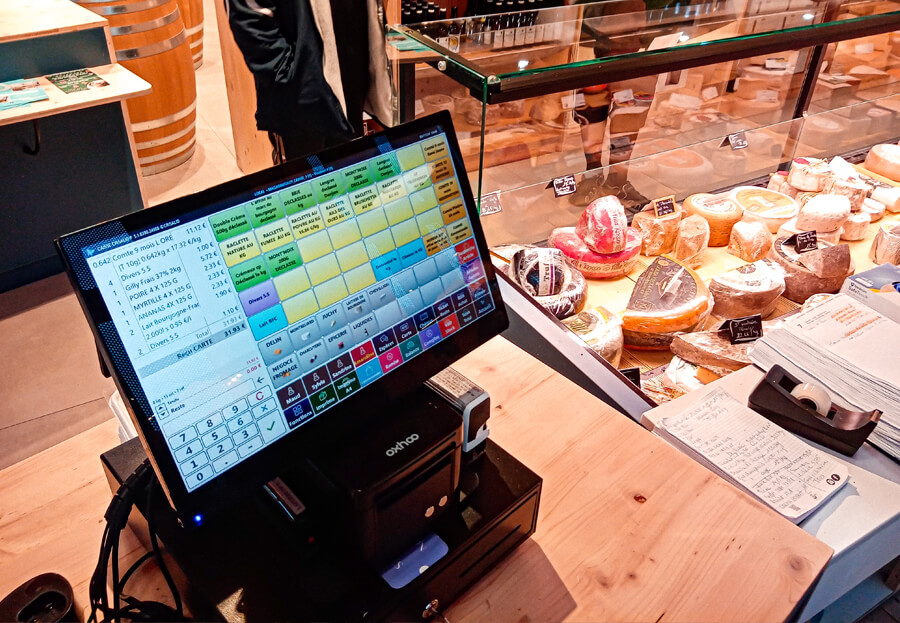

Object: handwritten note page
[659,388,848,522]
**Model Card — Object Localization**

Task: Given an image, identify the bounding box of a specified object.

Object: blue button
[249,304,288,340]
[397,238,427,268]
[372,251,401,281]
[355,358,384,386]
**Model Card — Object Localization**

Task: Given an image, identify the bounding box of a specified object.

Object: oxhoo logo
[385,433,420,457]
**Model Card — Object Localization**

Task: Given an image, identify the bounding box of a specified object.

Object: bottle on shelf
[502,0,516,48]
[525,0,537,45]
[448,7,461,52]
[514,0,527,46]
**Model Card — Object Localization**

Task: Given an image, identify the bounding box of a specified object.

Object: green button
[399,335,423,360]
[312,172,345,203]
[372,153,401,182]
[309,384,338,414]
[280,182,317,215]
[210,206,251,242]
[248,196,285,228]
[333,372,361,399]
[342,162,373,192]
[228,256,269,291]
[264,244,303,277]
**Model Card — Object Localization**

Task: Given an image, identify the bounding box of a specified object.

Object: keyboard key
[237,435,263,459]
[198,413,224,431]
[169,426,197,450]
[209,438,235,459]
[227,413,253,433]
[232,422,259,446]
[186,464,214,488]
[212,450,239,473]
[223,399,249,419]
[252,398,278,419]
[174,439,203,463]
[201,425,229,448]
[178,452,209,477]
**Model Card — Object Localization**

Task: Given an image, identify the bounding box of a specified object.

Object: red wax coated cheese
[575,196,629,254]
[549,226,642,279]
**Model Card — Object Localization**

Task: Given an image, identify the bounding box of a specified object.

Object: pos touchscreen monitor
[57,112,507,527]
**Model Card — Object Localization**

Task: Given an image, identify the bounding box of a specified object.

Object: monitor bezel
[56,112,507,526]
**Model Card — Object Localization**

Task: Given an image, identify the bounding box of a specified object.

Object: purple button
[419,324,443,349]
[239,280,279,317]
[460,259,485,284]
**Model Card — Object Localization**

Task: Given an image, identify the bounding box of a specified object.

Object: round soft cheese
[787,157,832,192]
[862,197,886,222]
[575,196,629,254]
[767,171,799,198]
[549,227,642,279]
[730,186,799,233]
[865,144,900,181]
[840,211,871,241]
[631,203,683,256]
[795,194,851,232]
[654,149,714,189]
[871,185,900,213]
[683,193,743,247]
[802,116,846,150]
[869,223,900,265]
[823,177,869,211]
[777,218,842,245]
[709,259,785,319]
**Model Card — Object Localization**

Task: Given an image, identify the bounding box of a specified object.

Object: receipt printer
[299,383,464,568]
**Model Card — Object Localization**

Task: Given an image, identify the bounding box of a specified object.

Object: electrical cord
[88,460,190,623]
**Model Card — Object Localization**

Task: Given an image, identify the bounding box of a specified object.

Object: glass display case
[385,0,900,418]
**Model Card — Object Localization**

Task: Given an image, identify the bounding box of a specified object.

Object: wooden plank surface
[0,64,151,127]
[0,337,832,623]
[0,0,106,45]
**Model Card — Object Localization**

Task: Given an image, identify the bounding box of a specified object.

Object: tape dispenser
[748,365,881,456]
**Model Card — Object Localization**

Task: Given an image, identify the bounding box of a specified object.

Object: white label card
[756,89,779,102]
[668,93,702,110]
[765,57,789,70]
[480,192,502,216]
[612,88,635,104]
[701,86,719,101]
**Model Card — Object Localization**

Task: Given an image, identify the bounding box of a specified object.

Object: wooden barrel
[75,0,197,176]
[177,0,203,69]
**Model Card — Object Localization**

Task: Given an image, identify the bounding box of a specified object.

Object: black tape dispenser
[748,365,882,456]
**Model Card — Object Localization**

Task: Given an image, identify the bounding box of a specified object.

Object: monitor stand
[101,436,541,621]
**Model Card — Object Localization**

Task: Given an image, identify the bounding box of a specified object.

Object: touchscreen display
[77,129,494,493]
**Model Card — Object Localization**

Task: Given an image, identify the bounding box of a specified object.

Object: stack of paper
[654,386,849,523]
[750,294,900,460]
[0,79,48,111]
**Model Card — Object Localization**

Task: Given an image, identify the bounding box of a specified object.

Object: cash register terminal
[56,113,541,621]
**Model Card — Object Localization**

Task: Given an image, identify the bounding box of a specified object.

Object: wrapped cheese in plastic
[673,215,710,268]
[509,247,567,297]
[869,222,900,265]
[663,356,706,393]
[560,307,624,367]
[496,246,588,319]
[823,177,869,211]
[549,227,642,279]
[727,220,772,262]
[670,318,782,376]
[709,259,785,319]
[786,157,832,191]
[575,196,629,254]
[622,256,713,350]
[683,193,743,246]
[840,211,871,241]
[631,202,682,256]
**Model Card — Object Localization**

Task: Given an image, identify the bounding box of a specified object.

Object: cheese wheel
[867,107,894,135]
[823,177,868,211]
[767,171,799,198]
[795,194,851,232]
[654,149,714,189]
[787,157,832,191]
[682,193,743,246]
[631,204,682,256]
[768,236,852,302]
[865,144,900,182]
[869,223,900,264]
[560,307,624,367]
[498,250,587,319]
[801,116,846,150]
[709,259,785,319]
[871,185,900,213]
[727,220,773,261]
[575,196,629,254]
[674,215,710,268]
[777,218,842,245]
[549,227,642,279]
[730,186,799,233]
[670,329,756,372]
[862,197,886,222]
[725,98,781,124]
[840,211,871,241]
[622,256,712,350]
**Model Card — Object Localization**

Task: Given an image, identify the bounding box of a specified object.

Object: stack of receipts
[749,294,900,461]
[653,386,848,522]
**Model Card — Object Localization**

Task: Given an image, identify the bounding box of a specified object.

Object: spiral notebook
[651,386,849,523]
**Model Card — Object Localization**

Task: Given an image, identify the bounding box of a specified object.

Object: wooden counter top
[0,0,107,45]
[0,64,151,127]
[0,337,832,622]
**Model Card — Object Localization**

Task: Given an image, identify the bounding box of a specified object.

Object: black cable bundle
[88,461,190,623]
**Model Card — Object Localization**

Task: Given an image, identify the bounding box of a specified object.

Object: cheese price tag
[652,196,677,217]
[724,314,763,344]
[551,175,577,197]
[480,192,502,216]
[701,86,719,101]
[721,131,748,151]
[793,230,818,252]
[620,367,641,387]
[612,88,635,104]
[765,57,789,70]
[560,93,585,109]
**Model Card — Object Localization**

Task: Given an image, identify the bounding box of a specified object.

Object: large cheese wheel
[549,227,642,279]
[795,194,851,232]
[575,196,629,254]
[631,203,682,256]
[560,307,624,367]
[823,177,868,211]
[622,256,712,350]
[654,149,714,189]
[840,211,871,241]
[869,223,900,264]
[865,144,900,181]
[727,220,772,261]
[862,197,886,222]
[777,218,842,245]
[673,215,710,268]
[683,193,743,246]
[768,236,852,302]
[787,157,832,191]
[709,259,785,319]
[730,186,799,233]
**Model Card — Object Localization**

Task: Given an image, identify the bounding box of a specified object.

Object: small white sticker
[612,88,635,104]
[765,57,789,70]
[560,93,585,109]
[480,192,502,215]
[854,42,875,55]
[701,86,719,101]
